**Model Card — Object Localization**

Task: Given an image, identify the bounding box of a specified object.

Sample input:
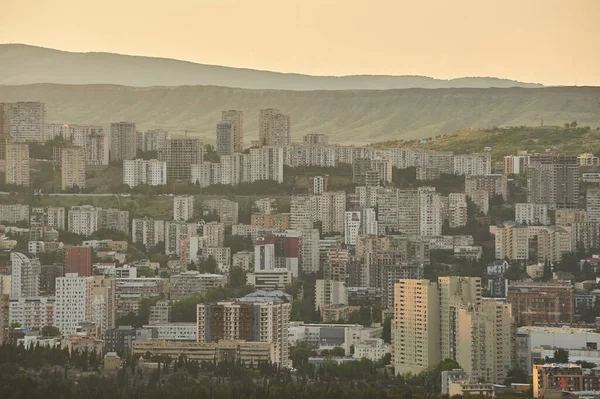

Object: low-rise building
[143,323,197,341]
[246,268,292,290]
[169,272,226,301]
[353,338,389,362]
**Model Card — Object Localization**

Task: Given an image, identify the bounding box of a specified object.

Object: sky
[2,0,600,86]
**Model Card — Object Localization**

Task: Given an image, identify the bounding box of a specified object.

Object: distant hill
[0,84,598,144]
[374,126,600,160]
[0,44,543,90]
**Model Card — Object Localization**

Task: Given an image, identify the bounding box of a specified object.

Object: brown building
[158,138,203,181]
[507,281,574,326]
[64,246,92,276]
[250,213,290,231]
[527,154,580,210]
[40,264,64,295]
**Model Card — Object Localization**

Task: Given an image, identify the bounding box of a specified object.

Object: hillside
[0,44,542,90]
[0,84,598,143]
[374,126,600,159]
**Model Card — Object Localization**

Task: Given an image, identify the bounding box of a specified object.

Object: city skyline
[2,0,600,86]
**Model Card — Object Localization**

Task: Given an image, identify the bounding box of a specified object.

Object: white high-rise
[448,193,468,228]
[587,188,600,223]
[418,187,443,237]
[5,143,30,186]
[123,159,167,187]
[61,146,86,190]
[132,218,165,249]
[68,206,99,236]
[11,252,40,298]
[344,211,361,245]
[55,273,94,336]
[173,196,194,222]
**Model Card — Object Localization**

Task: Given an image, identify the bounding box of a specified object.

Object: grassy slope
[373,126,600,159]
[0,84,599,144]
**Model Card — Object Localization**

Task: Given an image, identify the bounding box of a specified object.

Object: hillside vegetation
[0,84,598,143]
[374,125,600,159]
[0,44,541,90]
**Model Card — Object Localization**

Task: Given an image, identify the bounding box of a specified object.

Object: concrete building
[251,213,290,231]
[258,109,291,147]
[5,102,46,142]
[393,279,440,375]
[110,122,137,161]
[149,300,171,324]
[203,221,225,247]
[215,122,234,156]
[30,206,66,230]
[290,192,346,235]
[132,218,165,249]
[123,159,167,187]
[143,323,197,341]
[98,208,129,235]
[91,276,116,336]
[344,211,361,245]
[0,204,29,223]
[507,281,574,325]
[141,129,169,151]
[495,222,529,260]
[300,229,321,274]
[169,272,226,300]
[11,252,41,298]
[60,146,86,190]
[538,226,573,263]
[246,268,292,290]
[315,279,348,311]
[527,154,580,209]
[203,199,239,226]
[55,274,94,336]
[533,363,584,398]
[448,193,468,228]
[64,246,92,276]
[254,232,301,277]
[5,143,30,186]
[312,175,329,195]
[249,146,284,183]
[8,296,54,332]
[68,205,99,236]
[353,338,390,362]
[587,188,600,223]
[173,196,194,222]
[516,203,550,225]
[221,110,244,153]
[453,153,492,176]
[418,187,443,237]
[197,291,291,367]
[165,221,197,256]
[158,138,203,181]
[465,174,508,200]
[85,131,110,168]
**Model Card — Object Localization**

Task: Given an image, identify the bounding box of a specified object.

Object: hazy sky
[2,0,600,86]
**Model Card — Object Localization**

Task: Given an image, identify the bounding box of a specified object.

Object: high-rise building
[537,226,572,263]
[587,188,600,223]
[55,273,94,336]
[10,252,40,298]
[110,122,137,161]
[68,205,99,236]
[249,147,284,183]
[98,208,130,235]
[197,291,291,367]
[203,199,239,226]
[344,211,361,245]
[0,204,29,224]
[142,129,169,151]
[533,363,584,398]
[92,276,116,336]
[6,102,46,142]
[215,122,234,156]
[393,279,440,375]
[418,187,443,237]
[515,203,549,225]
[303,134,328,146]
[254,232,301,277]
[465,174,508,200]
[203,222,225,248]
[312,175,329,195]
[258,109,291,147]
[123,159,167,187]
[173,196,194,222]
[85,131,110,167]
[0,104,9,165]
[5,143,30,186]
[448,193,468,228]
[315,279,348,311]
[453,153,492,176]
[165,221,197,255]
[221,110,244,153]
[61,146,86,190]
[290,192,346,234]
[30,206,66,230]
[132,218,165,249]
[495,222,529,260]
[64,246,93,276]
[527,154,580,209]
[300,229,320,274]
[158,138,203,181]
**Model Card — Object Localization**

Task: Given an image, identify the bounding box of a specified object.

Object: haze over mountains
[0,44,598,143]
[0,44,543,90]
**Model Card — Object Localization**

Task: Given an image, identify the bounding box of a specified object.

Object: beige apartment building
[221,110,244,153]
[61,146,86,190]
[5,143,30,186]
[495,222,529,260]
[110,122,137,161]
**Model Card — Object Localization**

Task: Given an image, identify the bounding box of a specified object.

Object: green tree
[41,326,61,337]
[330,347,345,357]
[381,317,392,343]
[554,348,569,363]
[198,256,217,274]
[228,266,247,289]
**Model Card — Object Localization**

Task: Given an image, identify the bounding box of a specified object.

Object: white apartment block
[0,204,29,224]
[45,124,104,147]
[313,175,328,195]
[203,199,239,226]
[448,193,468,228]
[418,187,443,237]
[255,242,276,271]
[173,196,194,222]
[85,131,110,167]
[9,296,55,331]
[393,279,440,375]
[5,143,30,186]
[203,222,225,247]
[61,146,86,190]
[55,273,94,336]
[199,247,231,273]
[468,189,490,215]
[301,229,320,274]
[68,205,99,236]
[249,147,284,183]
[28,241,45,254]
[142,129,169,151]
[30,206,66,229]
[465,174,508,200]
[169,271,227,301]
[587,188,600,223]
[6,102,46,142]
[232,251,254,271]
[191,162,221,187]
[290,192,346,235]
[221,110,244,153]
[123,159,167,187]
[537,226,572,263]
[371,158,393,184]
[258,109,291,147]
[247,268,292,290]
[315,279,348,311]
[283,145,336,168]
[453,153,492,176]
[11,252,41,298]
[132,218,165,249]
[515,203,550,225]
[143,323,197,341]
[344,211,361,246]
[165,221,197,256]
[353,338,390,362]
[361,208,378,236]
[495,222,529,260]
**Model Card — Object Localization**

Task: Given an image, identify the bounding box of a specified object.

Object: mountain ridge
[0,43,543,90]
[0,83,597,144]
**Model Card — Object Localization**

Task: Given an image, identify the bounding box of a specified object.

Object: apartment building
[85,131,110,167]
[5,143,30,186]
[203,221,225,247]
[165,221,197,255]
[11,252,41,298]
[251,213,290,231]
[61,146,86,190]
[158,138,203,181]
[537,226,572,263]
[197,291,291,368]
[465,174,508,200]
[453,153,491,176]
[55,273,94,336]
[169,271,226,301]
[515,203,550,225]
[203,199,238,226]
[448,193,468,228]
[173,195,194,222]
[123,159,167,187]
[91,276,116,336]
[0,204,29,224]
[527,154,580,209]
[30,206,65,229]
[215,122,234,156]
[221,110,244,153]
[249,146,284,183]
[533,363,584,398]
[587,188,600,223]
[315,280,348,311]
[258,109,291,147]
[507,281,574,325]
[141,129,169,151]
[9,296,55,332]
[98,208,129,235]
[246,268,292,290]
[132,218,165,249]
[312,175,329,195]
[495,222,529,260]
[418,187,443,237]
[5,102,46,142]
[64,246,93,276]
[110,122,137,161]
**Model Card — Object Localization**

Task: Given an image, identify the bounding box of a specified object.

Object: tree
[554,348,569,363]
[381,317,392,343]
[330,347,345,357]
[571,121,578,128]
[223,234,254,255]
[171,294,203,322]
[41,326,61,337]
[504,366,529,385]
[228,266,247,289]
[198,256,217,274]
